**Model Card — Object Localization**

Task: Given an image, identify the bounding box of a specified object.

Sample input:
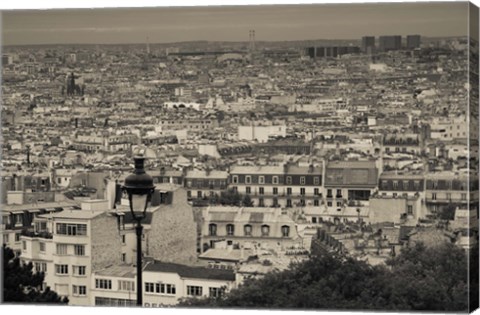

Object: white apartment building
[20,199,122,306]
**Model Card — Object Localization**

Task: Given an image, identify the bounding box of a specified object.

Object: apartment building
[184,169,228,200]
[201,206,299,253]
[20,199,122,306]
[89,260,235,307]
[229,163,323,208]
[1,201,78,253]
[324,161,378,211]
[424,172,478,215]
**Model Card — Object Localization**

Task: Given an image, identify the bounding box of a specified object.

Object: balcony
[21,230,53,239]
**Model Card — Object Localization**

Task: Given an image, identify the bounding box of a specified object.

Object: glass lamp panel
[131,194,149,214]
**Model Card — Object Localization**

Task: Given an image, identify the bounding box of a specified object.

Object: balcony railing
[21,230,53,239]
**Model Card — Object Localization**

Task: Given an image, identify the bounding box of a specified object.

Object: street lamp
[122,155,155,307]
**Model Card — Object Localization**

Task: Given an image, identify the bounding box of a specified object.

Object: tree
[2,245,68,304]
[178,242,470,311]
[219,189,242,206]
[242,194,254,207]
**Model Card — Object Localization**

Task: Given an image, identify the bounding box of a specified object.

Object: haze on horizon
[1,2,469,46]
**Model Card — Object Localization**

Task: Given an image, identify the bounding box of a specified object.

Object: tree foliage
[2,245,68,304]
[179,242,473,312]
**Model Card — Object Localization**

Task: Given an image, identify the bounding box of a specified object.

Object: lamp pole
[135,218,143,306]
[122,154,154,307]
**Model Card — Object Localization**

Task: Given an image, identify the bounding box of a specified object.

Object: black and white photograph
[0,0,479,313]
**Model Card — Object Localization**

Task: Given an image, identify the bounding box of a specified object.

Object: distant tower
[146,36,150,55]
[249,30,256,51]
[67,72,76,96]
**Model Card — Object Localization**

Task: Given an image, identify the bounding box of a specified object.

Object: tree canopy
[2,245,68,304]
[179,242,476,312]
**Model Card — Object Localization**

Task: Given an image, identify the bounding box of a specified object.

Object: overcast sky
[1,2,470,45]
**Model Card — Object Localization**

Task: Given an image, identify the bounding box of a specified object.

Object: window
[461,193,467,201]
[197,191,202,198]
[15,233,21,242]
[258,198,264,207]
[56,223,87,236]
[121,235,126,244]
[327,201,332,207]
[208,224,217,236]
[414,181,420,190]
[122,253,126,262]
[41,263,47,273]
[3,234,9,244]
[300,177,306,185]
[446,193,452,200]
[259,187,264,195]
[286,176,292,185]
[232,175,238,184]
[327,189,332,198]
[393,181,398,189]
[336,189,342,198]
[209,287,224,298]
[187,286,203,296]
[55,264,68,275]
[56,244,68,255]
[73,285,87,296]
[281,226,290,237]
[118,280,135,292]
[96,279,112,290]
[145,282,155,293]
[407,205,413,215]
[272,176,279,184]
[432,193,437,200]
[273,187,278,195]
[244,224,252,236]
[314,188,319,196]
[314,177,320,185]
[287,187,292,195]
[245,176,251,184]
[246,186,251,194]
[22,241,26,250]
[314,199,319,206]
[39,242,45,252]
[226,224,234,236]
[336,202,342,207]
[74,245,85,256]
[261,225,270,236]
[35,262,41,273]
[286,199,292,207]
[73,266,86,276]
[300,188,306,195]
[259,176,265,184]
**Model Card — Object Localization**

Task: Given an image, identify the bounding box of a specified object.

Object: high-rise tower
[249,30,256,51]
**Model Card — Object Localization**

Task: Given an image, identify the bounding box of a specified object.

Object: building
[238,124,287,143]
[201,206,300,252]
[406,35,421,49]
[324,161,378,211]
[142,260,236,307]
[361,36,376,53]
[424,172,477,215]
[2,201,78,253]
[184,169,229,200]
[383,133,422,155]
[117,185,198,265]
[20,200,122,306]
[379,35,402,51]
[305,46,361,58]
[229,163,323,208]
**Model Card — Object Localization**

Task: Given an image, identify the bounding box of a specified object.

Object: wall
[91,213,122,271]
[147,189,197,265]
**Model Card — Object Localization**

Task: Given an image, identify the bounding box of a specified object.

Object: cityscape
[1,2,479,312]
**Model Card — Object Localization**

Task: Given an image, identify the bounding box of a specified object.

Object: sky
[1,1,471,46]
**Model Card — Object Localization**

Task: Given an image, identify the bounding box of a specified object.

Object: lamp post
[122,155,155,307]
